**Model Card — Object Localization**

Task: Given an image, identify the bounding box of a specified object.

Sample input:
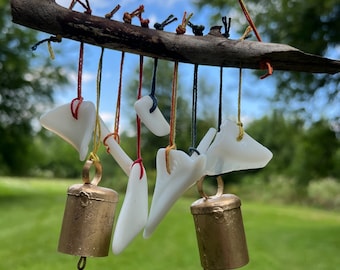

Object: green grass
[1,177,340,270]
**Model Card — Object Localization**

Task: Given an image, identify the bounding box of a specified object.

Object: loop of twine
[103,132,120,153]
[165,144,177,174]
[189,64,198,155]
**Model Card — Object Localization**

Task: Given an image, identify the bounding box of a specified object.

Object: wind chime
[36,0,274,269]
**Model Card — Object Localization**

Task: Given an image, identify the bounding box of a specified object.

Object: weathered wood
[10,0,340,74]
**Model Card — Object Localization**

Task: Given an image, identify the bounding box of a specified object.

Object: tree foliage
[244,113,340,186]
[195,0,340,121]
[0,1,68,175]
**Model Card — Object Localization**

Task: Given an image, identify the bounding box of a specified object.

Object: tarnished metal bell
[58,160,118,257]
[191,176,249,270]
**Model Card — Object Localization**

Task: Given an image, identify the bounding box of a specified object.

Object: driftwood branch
[11,0,340,74]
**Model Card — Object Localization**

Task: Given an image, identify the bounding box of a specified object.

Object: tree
[195,0,340,121]
[0,0,68,175]
[243,113,340,186]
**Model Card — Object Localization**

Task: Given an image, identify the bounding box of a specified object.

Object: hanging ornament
[39,41,96,161]
[112,56,148,254]
[134,58,170,136]
[144,61,218,238]
[204,68,273,175]
[39,101,96,161]
[101,15,134,176]
[191,176,249,270]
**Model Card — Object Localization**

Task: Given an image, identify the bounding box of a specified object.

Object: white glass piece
[112,162,148,254]
[99,119,133,176]
[143,149,206,238]
[134,95,170,137]
[39,101,96,161]
[205,119,273,175]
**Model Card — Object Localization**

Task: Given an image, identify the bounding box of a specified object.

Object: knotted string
[176,12,193,34]
[237,67,244,141]
[165,61,179,174]
[132,55,145,179]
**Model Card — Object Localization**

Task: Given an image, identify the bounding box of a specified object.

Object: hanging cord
[237,67,244,141]
[188,64,199,156]
[113,52,125,144]
[100,6,121,154]
[68,0,91,120]
[238,0,273,79]
[103,51,124,151]
[149,58,158,113]
[31,35,62,60]
[238,0,261,42]
[131,56,145,179]
[165,61,179,174]
[218,66,223,132]
[88,47,104,163]
[70,42,85,119]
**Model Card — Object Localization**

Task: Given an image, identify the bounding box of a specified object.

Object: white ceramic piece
[112,162,148,254]
[134,95,170,137]
[39,101,96,161]
[99,119,133,176]
[191,127,217,158]
[143,148,206,238]
[205,119,273,175]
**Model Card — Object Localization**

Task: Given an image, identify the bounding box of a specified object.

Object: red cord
[70,42,84,119]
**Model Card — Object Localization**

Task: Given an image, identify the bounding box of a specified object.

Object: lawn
[0,177,339,270]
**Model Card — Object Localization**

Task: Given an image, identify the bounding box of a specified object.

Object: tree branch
[11,0,340,74]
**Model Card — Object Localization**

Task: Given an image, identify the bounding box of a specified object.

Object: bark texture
[11,0,340,74]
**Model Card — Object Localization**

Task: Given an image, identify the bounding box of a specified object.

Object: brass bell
[190,176,249,270]
[58,160,119,257]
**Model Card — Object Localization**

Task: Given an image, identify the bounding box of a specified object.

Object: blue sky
[44,0,282,133]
